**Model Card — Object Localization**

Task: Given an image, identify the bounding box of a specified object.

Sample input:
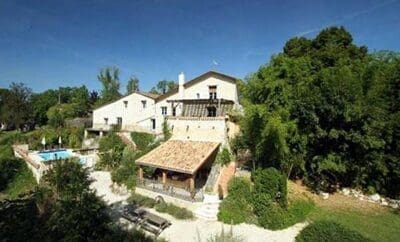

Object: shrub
[0,145,14,160]
[227,177,252,201]
[128,193,156,208]
[296,220,372,242]
[206,227,244,242]
[131,132,155,150]
[217,196,254,224]
[162,119,172,141]
[155,202,194,220]
[218,177,254,224]
[111,148,137,189]
[0,157,23,191]
[97,133,126,170]
[216,147,233,165]
[252,167,287,208]
[99,133,125,153]
[258,199,314,230]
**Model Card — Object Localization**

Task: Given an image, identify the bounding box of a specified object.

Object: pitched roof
[155,70,238,102]
[93,91,159,111]
[136,140,220,174]
[136,91,160,99]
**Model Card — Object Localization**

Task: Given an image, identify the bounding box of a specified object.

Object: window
[104,118,108,125]
[123,100,128,108]
[117,117,122,126]
[207,106,217,117]
[141,100,147,108]
[209,86,217,99]
[196,93,200,99]
[161,106,167,116]
[172,107,176,116]
[151,119,156,130]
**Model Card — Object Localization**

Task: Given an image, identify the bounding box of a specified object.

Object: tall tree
[0,83,33,130]
[126,76,139,94]
[241,26,400,197]
[32,89,59,126]
[150,80,177,94]
[97,67,121,105]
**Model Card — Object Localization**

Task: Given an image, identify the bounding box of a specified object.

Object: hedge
[296,220,372,242]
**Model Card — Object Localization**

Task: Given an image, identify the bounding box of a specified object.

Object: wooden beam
[139,166,144,180]
[189,173,196,192]
[162,171,167,184]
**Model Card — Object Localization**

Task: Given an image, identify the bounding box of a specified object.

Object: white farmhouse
[89,70,240,144]
[88,70,241,206]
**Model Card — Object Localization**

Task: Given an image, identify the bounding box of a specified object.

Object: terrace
[136,140,220,202]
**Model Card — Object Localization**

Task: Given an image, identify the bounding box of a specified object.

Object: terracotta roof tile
[136,140,220,174]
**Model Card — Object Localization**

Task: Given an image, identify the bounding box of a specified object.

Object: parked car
[122,204,146,223]
[141,212,172,236]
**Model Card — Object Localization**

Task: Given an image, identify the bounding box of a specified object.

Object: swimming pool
[38,150,73,161]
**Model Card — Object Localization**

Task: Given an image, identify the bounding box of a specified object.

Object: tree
[150,80,177,94]
[126,76,139,94]
[46,103,78,127]
[70,85,90,117]
[97,67,121,105]
[0,83,33,130]
[241,26,400,197]
[32,89,58,126]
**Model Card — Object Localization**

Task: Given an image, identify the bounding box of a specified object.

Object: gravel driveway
[90,171,307,242]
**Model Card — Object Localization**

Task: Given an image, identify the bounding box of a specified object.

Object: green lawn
[308,206,400,242]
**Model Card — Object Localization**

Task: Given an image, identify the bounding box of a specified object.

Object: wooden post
[162,171,167,185]
[139,166,143,181]
[189,173,196,192]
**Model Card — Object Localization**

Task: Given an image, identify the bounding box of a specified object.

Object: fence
[137,178,204,202]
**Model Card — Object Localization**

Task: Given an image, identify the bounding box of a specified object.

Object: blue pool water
[38,150,72,161]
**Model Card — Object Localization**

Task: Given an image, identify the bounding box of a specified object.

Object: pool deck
[12,145,94,182]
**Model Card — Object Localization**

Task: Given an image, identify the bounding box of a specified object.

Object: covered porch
[136,140,220,201]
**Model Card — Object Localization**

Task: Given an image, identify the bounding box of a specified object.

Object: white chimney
[178,72,185,99]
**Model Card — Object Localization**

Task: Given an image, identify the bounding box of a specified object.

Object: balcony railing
[137,178,204,202]
[167,116,226,121]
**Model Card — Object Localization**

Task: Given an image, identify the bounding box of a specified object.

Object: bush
[99,133,125,153]
[162,119,172,141]
[217,197,254,224]
[0,145,14,160]
[216,147,233,165]
[155,202,194,220]
[0,157,23,191]
[130,132,155,150]
[206,227,244,242]
[3,161,36,199]
[97,133,126,170]
[258,199,314,230]
[252,167,287,208]
[218,177,254,224]
[111,148,137,189]
[128,193,156,208]
[296,220,372,242]
[227,177,252,201]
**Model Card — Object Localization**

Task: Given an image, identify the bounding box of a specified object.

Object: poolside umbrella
[41,137,46,150]
[58,136,62,149]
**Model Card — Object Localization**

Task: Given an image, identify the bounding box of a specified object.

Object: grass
[288,180,400,242]
[308,206,400,242]
[3,163,37,199]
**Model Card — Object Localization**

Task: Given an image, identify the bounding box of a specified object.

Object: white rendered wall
[92,93,156,132]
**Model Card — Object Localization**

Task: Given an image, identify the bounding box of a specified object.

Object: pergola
[136,140,220,191]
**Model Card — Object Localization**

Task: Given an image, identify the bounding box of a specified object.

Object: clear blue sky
[1,0,399,93]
